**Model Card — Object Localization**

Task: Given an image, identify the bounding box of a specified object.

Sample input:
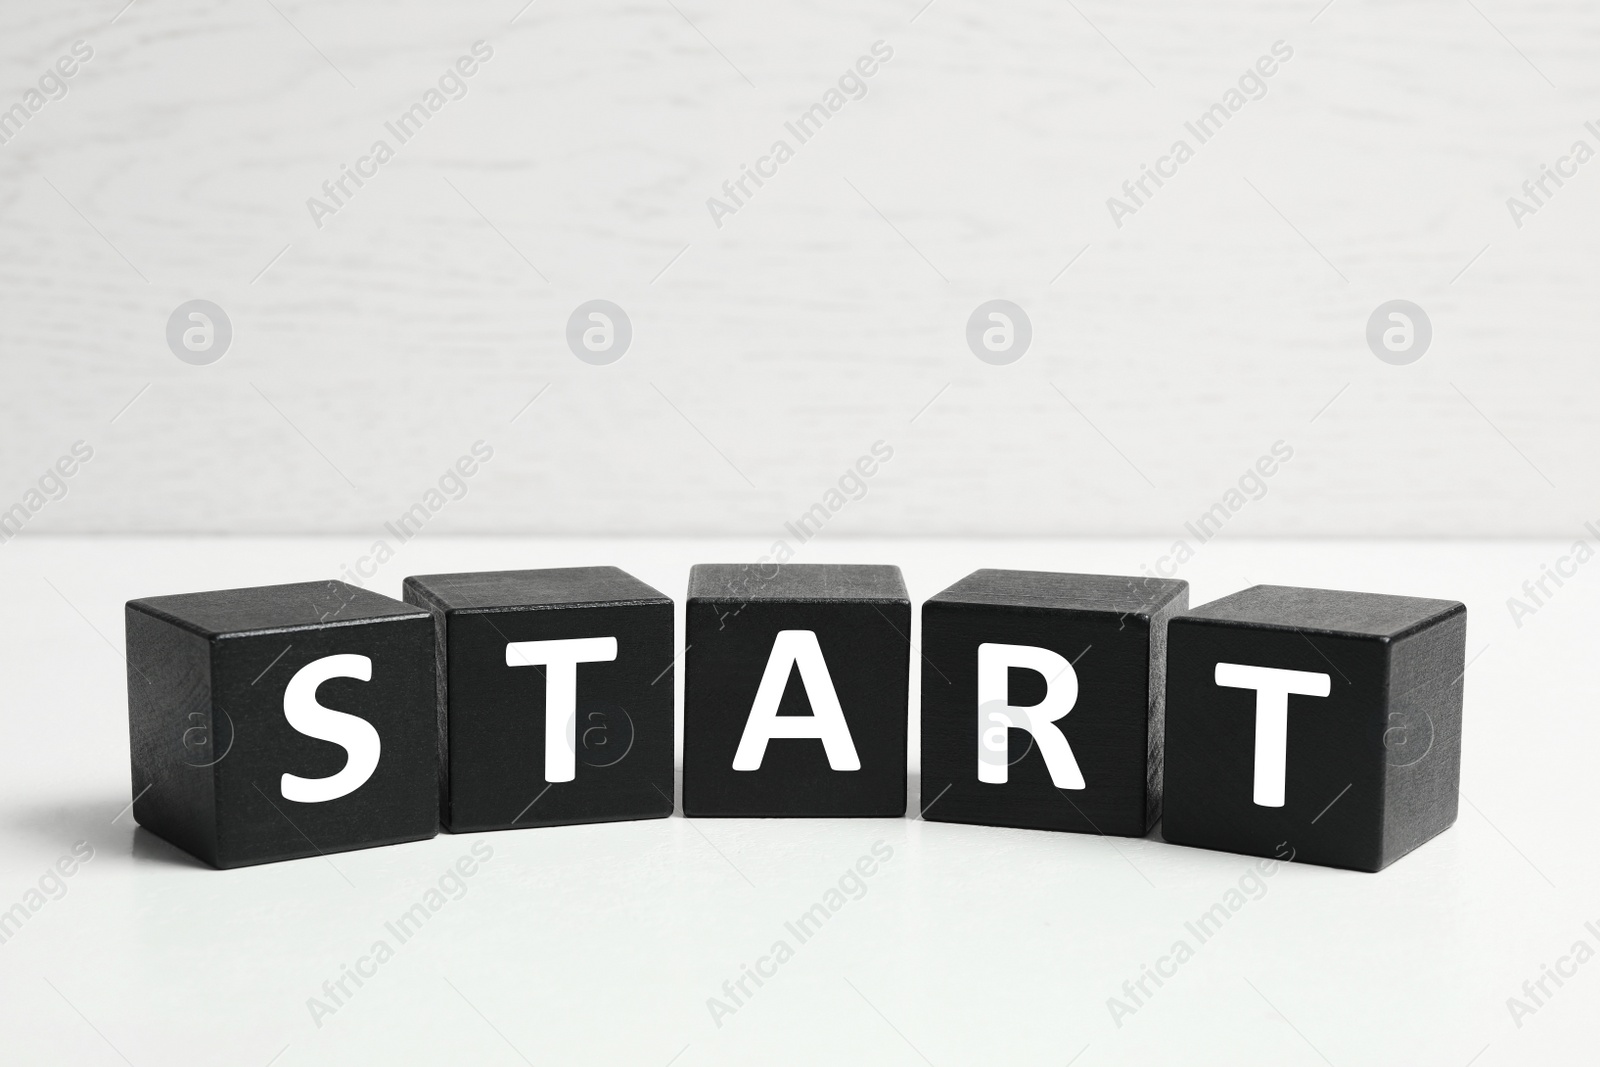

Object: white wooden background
[2,0,1596,537]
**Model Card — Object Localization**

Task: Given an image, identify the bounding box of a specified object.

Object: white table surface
[0,535,1591,1066]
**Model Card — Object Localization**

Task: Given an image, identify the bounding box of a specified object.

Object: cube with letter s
[125,580,437,868]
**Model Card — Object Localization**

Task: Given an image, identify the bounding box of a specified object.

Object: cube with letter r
[920,569,1188,836]
[125,580,438,869]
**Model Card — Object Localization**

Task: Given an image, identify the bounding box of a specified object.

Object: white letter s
[281,654,380,803]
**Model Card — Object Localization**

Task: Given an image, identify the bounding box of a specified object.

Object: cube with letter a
[683,563,909,817]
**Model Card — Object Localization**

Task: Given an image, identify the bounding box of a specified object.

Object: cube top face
[1163,587,1466,873]
[404,566,669,613]
[688,563,908,604]
[128,580,428,639]
[920,571,1187,837]
[1181,584,1464,641]
[126,586,438,869]
[928,568,1187,619]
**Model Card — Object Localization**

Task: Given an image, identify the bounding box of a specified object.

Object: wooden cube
[1163,585,1466,872]
[684,563,909,817]
[125,580,438,868]
[920,569,1188,836]
[403,567,674,832]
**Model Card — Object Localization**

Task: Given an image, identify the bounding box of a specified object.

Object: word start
[124,563,1466,874]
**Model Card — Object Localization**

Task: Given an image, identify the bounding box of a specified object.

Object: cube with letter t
[125,581,438,868]
[403,567,674,831]
[920,569,1188,835]
[684,564,910,817]
[1163,585,1466,872]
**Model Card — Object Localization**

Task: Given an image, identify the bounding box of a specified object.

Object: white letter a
[732,630,860,771]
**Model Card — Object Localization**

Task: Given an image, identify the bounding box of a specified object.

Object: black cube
[1163,584,1466,872]
[684,563,910,817]
[920,569,1188,836]
[125,580,438,869]
[403,567,674,832]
